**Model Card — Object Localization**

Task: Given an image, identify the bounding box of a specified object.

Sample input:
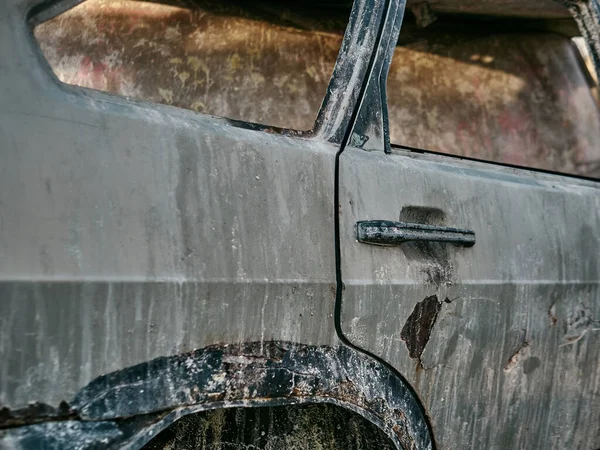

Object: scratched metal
[0,0,341,412]
[3,0,600,448]
[338,147,600,448]
[2,0,432,445]
[35,2,599,176]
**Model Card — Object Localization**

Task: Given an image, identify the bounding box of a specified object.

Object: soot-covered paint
[0,341,433,450]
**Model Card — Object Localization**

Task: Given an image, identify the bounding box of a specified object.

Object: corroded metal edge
[0,341,433,450]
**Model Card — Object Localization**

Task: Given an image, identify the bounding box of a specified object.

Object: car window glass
[34,0,349,131]
[386,17,600,178]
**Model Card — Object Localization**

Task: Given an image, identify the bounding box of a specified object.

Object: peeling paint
[0,342,433,450]
[400,295,451,363]
[503,330,530,372]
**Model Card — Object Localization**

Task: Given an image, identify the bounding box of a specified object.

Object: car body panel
[338,146,600,448]
[1,0,600,447]
[0,0,339,408]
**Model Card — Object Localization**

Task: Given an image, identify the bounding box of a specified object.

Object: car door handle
[356,220,475,247]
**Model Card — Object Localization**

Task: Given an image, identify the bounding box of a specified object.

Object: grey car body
[1,0,599,448]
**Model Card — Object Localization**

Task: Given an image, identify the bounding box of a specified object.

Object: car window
[35,1,600,176]
[386,17,600,178]
[33,0,348,132]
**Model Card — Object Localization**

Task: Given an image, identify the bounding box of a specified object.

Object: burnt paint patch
[399,206,445,225]
[401,295,447,361]
[1,341,433,450]
[560,303,600,346]
[0,402,76,429]
[397,206,454,287]
[421,263,453,287]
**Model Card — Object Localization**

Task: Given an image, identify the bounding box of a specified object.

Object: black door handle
[356,220,475,247]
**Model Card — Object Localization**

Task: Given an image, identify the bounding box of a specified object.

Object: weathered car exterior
[1,0,599,448]
[33,0,600,177]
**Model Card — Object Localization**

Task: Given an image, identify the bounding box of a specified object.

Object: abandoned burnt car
[1,0,599,448]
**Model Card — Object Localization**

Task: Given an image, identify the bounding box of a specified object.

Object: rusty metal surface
[0,0,418,418]
[35,0,599,176]
[2,1,436,447]
[0,403,75,429]
[0,342,433,449]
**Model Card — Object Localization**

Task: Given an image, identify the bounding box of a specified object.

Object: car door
[1,0,437,448]
[1,0,351,413]
[336,1,600,449]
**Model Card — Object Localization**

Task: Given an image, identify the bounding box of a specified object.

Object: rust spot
[401,295,442,361]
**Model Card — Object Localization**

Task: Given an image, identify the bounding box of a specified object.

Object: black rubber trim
[332,0,438,448]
